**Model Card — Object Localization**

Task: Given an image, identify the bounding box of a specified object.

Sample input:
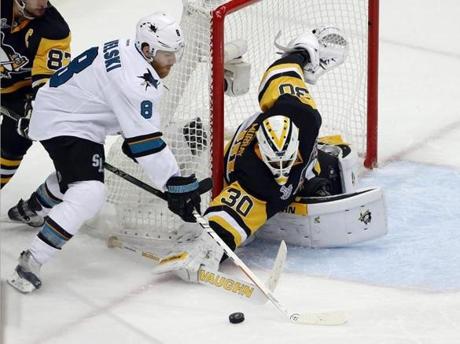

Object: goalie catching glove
[165,175,212,222]
[274,26,348,84]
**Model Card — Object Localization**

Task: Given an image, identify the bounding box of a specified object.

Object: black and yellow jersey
[205,52,322,249]
[223,52,322,215]
[1,0,70,106]
[258,51,317,112]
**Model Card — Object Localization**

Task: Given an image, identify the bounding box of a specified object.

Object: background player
[8,12,210,293]
[1,0,71,188]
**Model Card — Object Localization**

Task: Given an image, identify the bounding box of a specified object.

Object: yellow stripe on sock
[0,157,22,167]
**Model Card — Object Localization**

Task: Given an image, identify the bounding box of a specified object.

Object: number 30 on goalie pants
[258,187,387,248]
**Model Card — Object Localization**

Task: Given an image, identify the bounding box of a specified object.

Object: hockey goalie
[203,27,387,255]
[110,27,387,286]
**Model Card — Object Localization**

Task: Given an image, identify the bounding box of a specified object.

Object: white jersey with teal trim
[29,38,180,190]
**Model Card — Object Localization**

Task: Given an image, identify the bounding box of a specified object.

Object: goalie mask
[256,115,299,185]
[135,12,185,63]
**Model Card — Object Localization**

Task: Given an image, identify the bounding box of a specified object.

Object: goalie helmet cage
[104,0,379,236]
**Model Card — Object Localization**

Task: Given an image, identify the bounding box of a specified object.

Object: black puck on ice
[229,312,245,324]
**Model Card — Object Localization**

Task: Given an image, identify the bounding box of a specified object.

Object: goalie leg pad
[172,225,224,283]
[258,187,387,248]
[116,223,224,283]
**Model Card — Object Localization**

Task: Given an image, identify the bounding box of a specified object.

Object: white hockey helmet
[256,115,300,185]
[135,12,185,62]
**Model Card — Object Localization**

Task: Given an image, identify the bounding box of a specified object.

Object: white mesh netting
[103,0,371,238]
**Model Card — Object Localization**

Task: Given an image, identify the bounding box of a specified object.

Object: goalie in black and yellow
[1,0,71,188]
[204,28,332,251]
[200,27,386,258]
[201,27,386,258]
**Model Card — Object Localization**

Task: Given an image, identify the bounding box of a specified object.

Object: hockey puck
[229,312,245,324]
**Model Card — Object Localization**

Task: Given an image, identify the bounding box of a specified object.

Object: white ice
[1,0,460,343]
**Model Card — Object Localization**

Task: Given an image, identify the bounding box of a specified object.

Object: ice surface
[241,161,460,292]
[1,0,460,343]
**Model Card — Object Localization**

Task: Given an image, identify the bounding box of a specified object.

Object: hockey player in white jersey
[8,13,211,293]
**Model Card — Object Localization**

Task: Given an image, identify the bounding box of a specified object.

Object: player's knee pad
[48,180,106,236]
[67,180,106,220]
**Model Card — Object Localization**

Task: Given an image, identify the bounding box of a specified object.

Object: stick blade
[290,311,347,326]
[266,240,287,292]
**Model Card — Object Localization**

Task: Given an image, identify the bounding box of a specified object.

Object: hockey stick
[104,162,347,325]
[103,162,167,200]
[191,211,346,325]
[107,235,285,304]
[0,105,21,121]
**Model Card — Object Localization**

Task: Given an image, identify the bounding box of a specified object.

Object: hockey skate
[8,195,44,227]
[8,250,42,293]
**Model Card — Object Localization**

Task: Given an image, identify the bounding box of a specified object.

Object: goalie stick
[105,162,347,325]
[107,235,286,304]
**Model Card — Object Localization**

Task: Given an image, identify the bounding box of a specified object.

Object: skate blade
[7,271,38,293]
[0,215,43,228]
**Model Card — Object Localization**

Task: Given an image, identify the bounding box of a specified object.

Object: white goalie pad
[256,187,387,248]
[107,226,288,304]
[109,223,224,283]
[224,40,251,96]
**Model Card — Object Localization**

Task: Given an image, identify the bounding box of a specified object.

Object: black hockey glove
[121,140,138,163]
[165,174,212,222]
[16,117,31,139]
[16,95,33,140]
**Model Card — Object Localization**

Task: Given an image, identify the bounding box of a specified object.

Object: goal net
[103,0,378,238]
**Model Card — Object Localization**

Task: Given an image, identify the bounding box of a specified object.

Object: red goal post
[210,0,379,196]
